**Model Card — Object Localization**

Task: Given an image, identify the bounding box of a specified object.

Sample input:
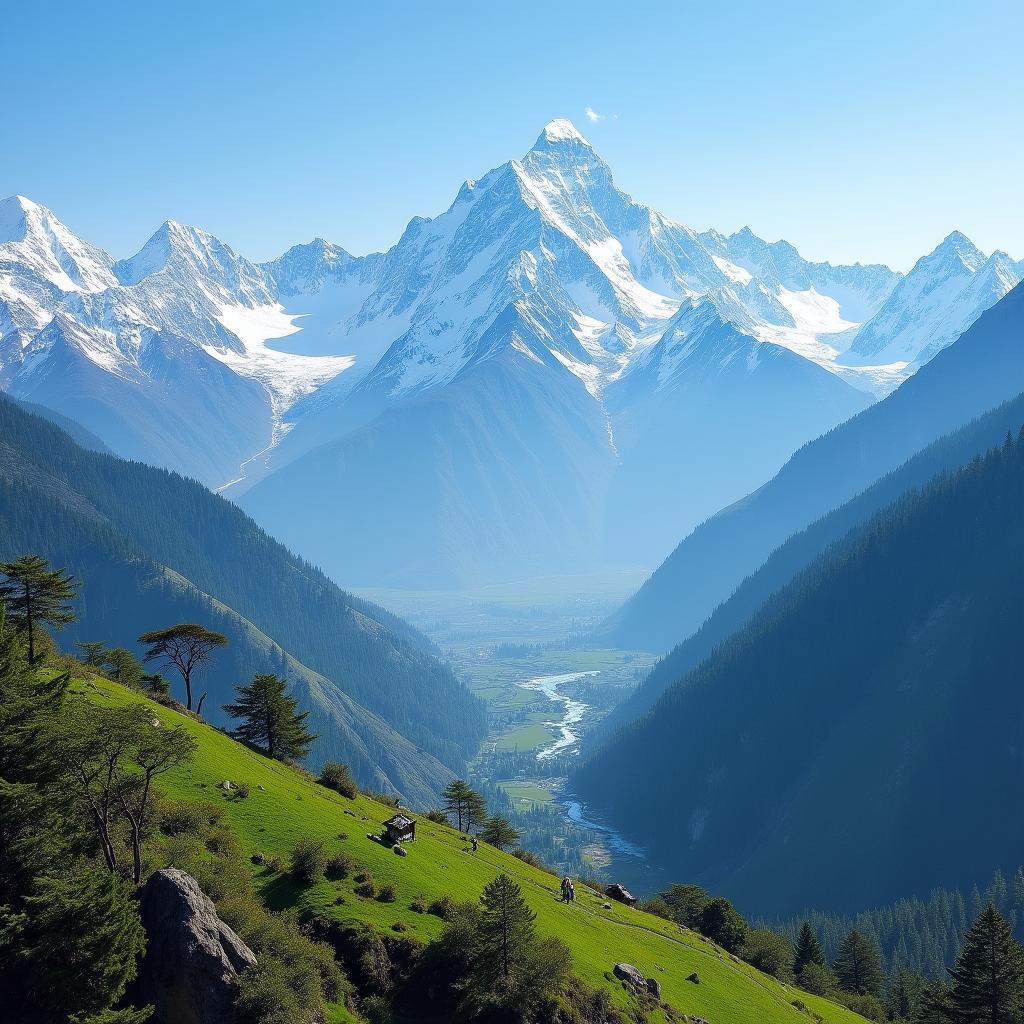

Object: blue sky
[4,0,1022,271]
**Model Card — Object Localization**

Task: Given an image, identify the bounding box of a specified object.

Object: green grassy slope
[82,677,865,1024]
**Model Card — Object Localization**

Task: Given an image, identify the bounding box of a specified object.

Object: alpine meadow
[3,3,1024,1024]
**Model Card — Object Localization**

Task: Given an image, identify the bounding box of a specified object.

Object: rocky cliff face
[135,868,256,1024]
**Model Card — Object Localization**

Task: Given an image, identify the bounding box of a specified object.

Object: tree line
[639,878,1024,1023]
[767,866,1024,981]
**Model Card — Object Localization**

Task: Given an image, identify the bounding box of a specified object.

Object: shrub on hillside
[743,928,795,982]
[355,878,377,899]
[326,852,356,879]
[798,962,838,996]
[231,907,347,1024]
[319,761,358,799]
[699,896,747,952]
[425,809,448,824]
[377,884,396,903]
[427,895,455,920]
[836,992,886,1021]
[639,898,673,920]
[158,798,218,837]
[511,847,545,869]
[291,838,328,885]
[153,798,345,1024]
[153,799,249,902]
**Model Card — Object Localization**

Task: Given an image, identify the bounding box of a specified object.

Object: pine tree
[794,921,826,975]
[138,623,228,711]
[886,966,921,1021]
[477,873,537,982]
[971,885,985,923]
[465,789,488,833]
[1013,868,1024,919]
[0,555,78,662]
[0,604,67,782]
[441,780,474,831]
[479,816,521,851]
[22,869,147,1022]
[946,904,1024,1023]
[223,673,317,762]
[989,871,1009,914]
[76,641,106,667]
[833,929,885,996]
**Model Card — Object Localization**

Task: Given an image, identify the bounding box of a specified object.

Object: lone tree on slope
[223,673,318,763]
[138,623,227,710]
[442,779,486,832]
[477,873,537,982]
[479,815,521,851]
[0,555,78,663]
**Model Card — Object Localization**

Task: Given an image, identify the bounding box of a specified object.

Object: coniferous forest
[575,425,1024,914]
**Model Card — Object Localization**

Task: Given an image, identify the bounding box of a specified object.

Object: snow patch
[711,254,753,286]
[212,302,354,411]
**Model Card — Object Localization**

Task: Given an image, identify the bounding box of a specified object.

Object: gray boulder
[135,868,257,1024]
[647,977,662,1000]
[613,962,646,989]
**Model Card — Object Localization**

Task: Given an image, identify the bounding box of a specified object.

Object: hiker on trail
[471,835,478,852]
[561,876,575,902]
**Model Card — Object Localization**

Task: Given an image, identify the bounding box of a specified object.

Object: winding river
[518,670,646,860]
[518,670,599,760]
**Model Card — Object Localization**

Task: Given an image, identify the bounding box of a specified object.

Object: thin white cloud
[584,106,604,123]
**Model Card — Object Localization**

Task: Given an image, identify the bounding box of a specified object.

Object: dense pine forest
[767,866,1024,980]
[576,425,1024,914]
[596,391,1024,742]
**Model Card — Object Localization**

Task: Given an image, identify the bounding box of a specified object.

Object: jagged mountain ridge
[601,280,1024,653]
[1,122,1018,584]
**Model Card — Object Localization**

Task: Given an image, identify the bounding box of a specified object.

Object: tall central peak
[535,118,591,149]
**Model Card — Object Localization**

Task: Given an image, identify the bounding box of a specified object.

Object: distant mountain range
[2,121,1020,585]
[0,394,485,805]
[602,281,1024,654]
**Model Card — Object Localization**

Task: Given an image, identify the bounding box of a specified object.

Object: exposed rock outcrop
[613,962,646,989]
[135,868,256,1024]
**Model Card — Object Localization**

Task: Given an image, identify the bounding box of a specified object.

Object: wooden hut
[383,813,417,844]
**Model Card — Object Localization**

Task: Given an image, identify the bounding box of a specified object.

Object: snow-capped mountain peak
[263,237,358,297]
[537,117,591,147]
[113,219,272,304]
[842,231,1021,368]
[924,229,987,273]
[0,194,116,294]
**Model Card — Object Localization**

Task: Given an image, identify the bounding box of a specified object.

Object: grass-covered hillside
[82,674,866,1024]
